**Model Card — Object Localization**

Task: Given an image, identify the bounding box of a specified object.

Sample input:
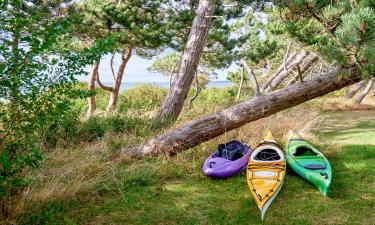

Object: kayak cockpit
[294,146,318,157]
[254,149,281,161]
[214,141,248,161]
[251,145,284,162]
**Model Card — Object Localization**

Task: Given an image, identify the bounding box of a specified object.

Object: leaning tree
[157,0,261,122]
[122,0,375,158]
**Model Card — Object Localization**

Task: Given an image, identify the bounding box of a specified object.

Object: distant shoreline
[98,80,234,93]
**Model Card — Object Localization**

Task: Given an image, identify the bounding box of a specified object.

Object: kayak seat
[304,164,326,170]
[294,146,318,157]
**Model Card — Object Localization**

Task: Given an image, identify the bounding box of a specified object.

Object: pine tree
[278,1,375,77]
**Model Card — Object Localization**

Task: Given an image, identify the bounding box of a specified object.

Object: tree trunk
[97,70,115,92]
[169,69,174,88]
[240,59,260,97]
[286,55,319,86]
[236,66,244,100]
[189,72,200,108]
[123,67,363,158]
[345,80,366,99]
[87,63,99,117]
[168,61,178,88]
[107,48,132,111]
[355,79,374,104]
[157,0,215,122]
[265,51,310,92]
[261,52,298,91]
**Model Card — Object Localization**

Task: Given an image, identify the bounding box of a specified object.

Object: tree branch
[189,72,200,108]
[345,80,365,99]
[355,79,374,104]
[240,59,261,97]
[110,53,116,80]
[236,66,244,100]
[96,69,115,92]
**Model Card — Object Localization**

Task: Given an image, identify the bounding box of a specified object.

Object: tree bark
[189,72,200,108]
[261,52,298,91]
[236,66,244,100]
[123,67,363,158]
[97,70,114,92]
[157,0,215,122]
[345,80,366,99]
[107,48,132,111]
[265,51,310,92]
[240,59,260,97]
[87,63,99,117]
[355,79,374,104]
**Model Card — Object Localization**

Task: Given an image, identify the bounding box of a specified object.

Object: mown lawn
[15,111,375,225]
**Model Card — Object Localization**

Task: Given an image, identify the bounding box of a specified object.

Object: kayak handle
[320,172,328,179]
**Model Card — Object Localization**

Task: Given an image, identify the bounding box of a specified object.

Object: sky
[77,50,238,83]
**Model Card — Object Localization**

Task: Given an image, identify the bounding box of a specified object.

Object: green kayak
[285,132,332,196]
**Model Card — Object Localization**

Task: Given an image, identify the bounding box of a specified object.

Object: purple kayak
[203,140,251,179]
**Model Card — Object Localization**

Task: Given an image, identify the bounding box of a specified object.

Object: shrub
[117,85,167,113]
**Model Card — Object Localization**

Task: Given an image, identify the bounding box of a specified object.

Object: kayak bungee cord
[248,166,284,201]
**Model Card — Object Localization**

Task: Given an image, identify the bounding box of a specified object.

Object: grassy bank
[1,85,375,224]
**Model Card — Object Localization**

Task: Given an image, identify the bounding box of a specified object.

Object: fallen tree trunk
[355,79,374,104]
[123,67,362,158]
[345,80,366,99]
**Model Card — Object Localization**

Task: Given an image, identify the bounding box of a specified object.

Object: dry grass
[1,142,114,224]
[319,95,375,111]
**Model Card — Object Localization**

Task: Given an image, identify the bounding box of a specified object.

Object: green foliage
[279,1,375,76]
[194,87,236,107]
[0,1,97,195]
[235,11,278,64]
[227,69,248,84]
[76,0,177,57]
[117,85,168,114]
[149,52,215,88]
[148,52,180,76]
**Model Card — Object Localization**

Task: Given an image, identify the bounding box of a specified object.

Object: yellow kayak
[247,131,286,221]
